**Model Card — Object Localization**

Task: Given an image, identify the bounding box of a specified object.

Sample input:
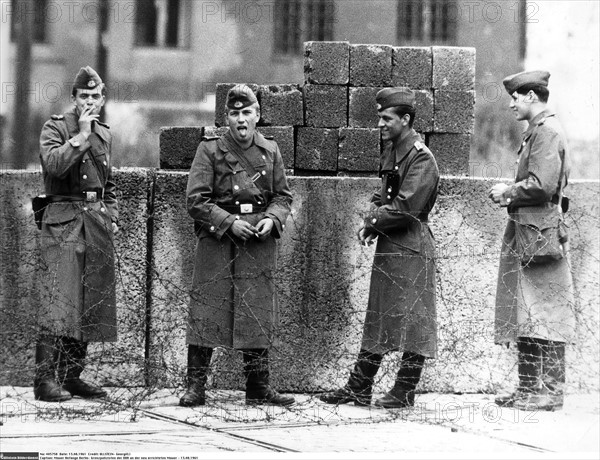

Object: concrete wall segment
[0,168,153,387]
[1,170,598,393]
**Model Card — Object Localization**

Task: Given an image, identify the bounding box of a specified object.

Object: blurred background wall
[0,0,598,178]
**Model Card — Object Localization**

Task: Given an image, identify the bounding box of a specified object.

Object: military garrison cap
[226,84,258,110]
[503,70,550,94]
[73,66,103,91]
[376,87,415,111]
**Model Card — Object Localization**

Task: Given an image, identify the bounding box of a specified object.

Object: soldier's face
[72,87,105,116]
[377,108,409,142]
[509,91,533,121]
[227,104,260,146]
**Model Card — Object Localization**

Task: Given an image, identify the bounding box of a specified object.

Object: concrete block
[272,177,376,391]
[147,171,193,387]
[99,167,153,387]
[304,84,348,128]
[338,128,380,172]
[257,126,295,170]
[304,41,350,85]
[349,44,393,86]
[392,46,433,89]
[258,84,303,126]
[159,127,203,170]
[434,90,475,133]
[349,87,382,128]
[432,46,476,90]
[0,170,47,386]
[215,83,259,127]
[414,90,434,133]
[296,127,339,171]
[427,133,471,176]
[202,126,229,139]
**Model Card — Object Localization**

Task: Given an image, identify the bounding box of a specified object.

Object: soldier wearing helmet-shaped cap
[182,84,295,407]
[490,70,575,412]
[34,66,118,403]
[320,87,440,409]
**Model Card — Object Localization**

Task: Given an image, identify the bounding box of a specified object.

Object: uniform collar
[220,130,274,153]
[523,109,555,139]
[392,129,421,163]
[253,131,275,152]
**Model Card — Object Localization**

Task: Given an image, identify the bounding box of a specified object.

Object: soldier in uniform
[35,66,118,402]
[320,87,439,408]
[181,84,294,407]
[490,71,575,411]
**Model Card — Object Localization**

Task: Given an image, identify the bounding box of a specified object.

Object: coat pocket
[387,225,422,253]
[43,202,79,225]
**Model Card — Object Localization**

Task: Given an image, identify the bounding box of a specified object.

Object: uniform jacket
[361,130,439,357]
[186,130,292,349]
[495,110,575,344]
[38,107,118,342]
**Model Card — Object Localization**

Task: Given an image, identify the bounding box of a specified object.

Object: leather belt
[47,189,104,203]
[218,203,267,215]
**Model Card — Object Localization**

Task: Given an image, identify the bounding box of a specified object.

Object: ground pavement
[1,387,598,458]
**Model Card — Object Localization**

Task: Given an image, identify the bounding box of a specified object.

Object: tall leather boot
[514,340,565,411]
[496,338,541,407]
[320,350,383,406]
[58,337,107,399]
[179,345,213,407]
[243,349,295,406]
[33,335,72,402]
[374,352,425,408]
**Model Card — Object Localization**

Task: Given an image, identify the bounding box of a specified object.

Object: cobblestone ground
[1,387,598,457]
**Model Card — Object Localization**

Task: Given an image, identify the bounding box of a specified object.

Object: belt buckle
[240,203,253,214]
[85,191,98,202]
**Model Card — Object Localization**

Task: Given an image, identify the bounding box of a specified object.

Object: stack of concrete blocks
[161,42,475,177]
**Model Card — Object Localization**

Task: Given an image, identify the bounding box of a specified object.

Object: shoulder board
[50,114,64,120]
[414,140,425,151]
[201,135,220,141]
[96,120,110,129]
[537,114,555,126]
[263,135,275,140]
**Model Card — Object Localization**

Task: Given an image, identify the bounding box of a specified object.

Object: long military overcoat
[38,107,118,342]
[361,130,439,357]
[186,130,292,349]
[495,110,575,344]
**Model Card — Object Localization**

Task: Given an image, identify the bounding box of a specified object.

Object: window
[135,0,189,48]
[10,0,48,43]
[274,0,335,55]
[397,0,457,45]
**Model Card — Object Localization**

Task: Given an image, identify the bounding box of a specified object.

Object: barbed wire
[0,176,598,425]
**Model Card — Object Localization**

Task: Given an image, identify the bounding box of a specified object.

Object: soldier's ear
[525,90,538,103]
